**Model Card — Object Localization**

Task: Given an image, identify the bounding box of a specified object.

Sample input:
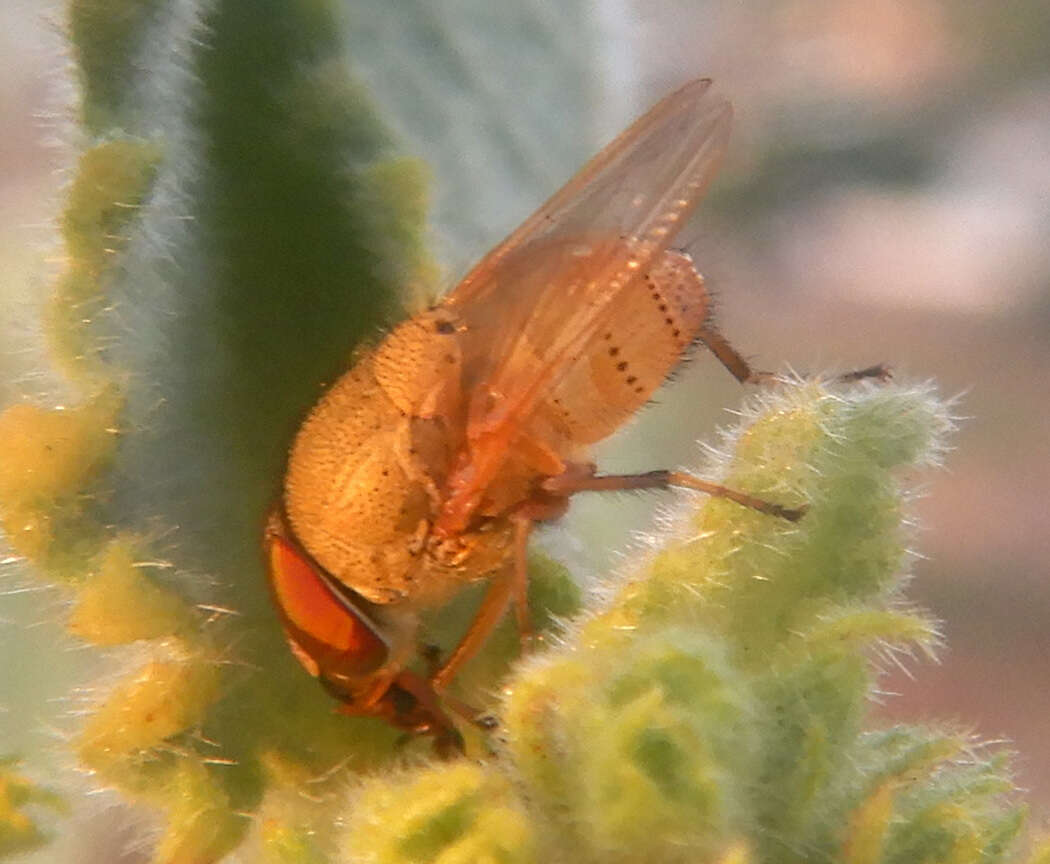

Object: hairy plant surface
[0,2,1044,863]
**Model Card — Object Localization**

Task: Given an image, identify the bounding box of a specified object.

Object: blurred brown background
[617,1,1050,824]
[611,2,1050,826]
[1,1,1047,856]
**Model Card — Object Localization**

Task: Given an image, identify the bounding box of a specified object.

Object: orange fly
[264,79,804,749]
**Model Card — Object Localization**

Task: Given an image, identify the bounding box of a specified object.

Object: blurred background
[1,0,1047,856]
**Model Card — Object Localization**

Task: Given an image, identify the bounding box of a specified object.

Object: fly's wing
[452,79,724,303]
[443,79,732,441]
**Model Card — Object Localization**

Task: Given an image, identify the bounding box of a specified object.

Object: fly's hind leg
[542,465,806,522]
[836,363,893,383]
[698,325,891,385]
[697,326,773,384]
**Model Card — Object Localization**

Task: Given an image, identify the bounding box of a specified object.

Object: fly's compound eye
[266,532,390,676]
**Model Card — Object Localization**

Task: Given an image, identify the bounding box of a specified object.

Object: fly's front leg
[429,501,568,693]
[430,566,516,693]
[338,664,407,715]
[385,670,465,755]
[503,494,571,650]
[417,643,498,730]
[511,518,534,647]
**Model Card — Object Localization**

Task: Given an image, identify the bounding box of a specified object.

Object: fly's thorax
[372,308,465,421]
[283,351,456,606]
